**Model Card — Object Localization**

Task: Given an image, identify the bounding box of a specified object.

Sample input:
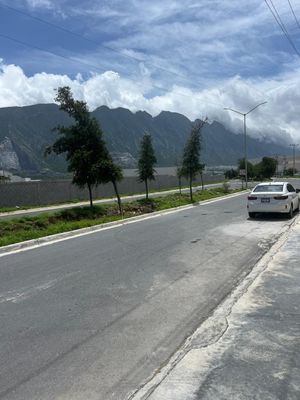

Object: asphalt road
[0,191,298,400]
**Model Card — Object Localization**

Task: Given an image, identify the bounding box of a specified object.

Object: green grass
[0,188,243,247]
[0,180,226,213]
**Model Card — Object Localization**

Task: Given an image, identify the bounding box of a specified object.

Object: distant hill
[0,103,291,175]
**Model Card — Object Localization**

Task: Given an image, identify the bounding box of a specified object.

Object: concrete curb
[0,191,246,257]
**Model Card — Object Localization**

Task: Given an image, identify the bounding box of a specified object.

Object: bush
[224,169,238,179]
[222,181,230,193]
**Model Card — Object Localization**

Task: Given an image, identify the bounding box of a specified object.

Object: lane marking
[0,191,246,258]
[0,279,58,304]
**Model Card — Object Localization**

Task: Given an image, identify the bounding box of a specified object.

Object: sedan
[247,182,300,218]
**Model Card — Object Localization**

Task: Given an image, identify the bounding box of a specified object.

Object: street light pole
[243,113,247,188]
[289,143,299,175]
[224,101,267,189]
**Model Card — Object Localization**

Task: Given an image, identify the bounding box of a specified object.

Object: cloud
[0,61,299,145]
[26,0,54,9]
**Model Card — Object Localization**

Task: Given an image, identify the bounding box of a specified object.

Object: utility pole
[289,144,299,175]
[224,101,267,189]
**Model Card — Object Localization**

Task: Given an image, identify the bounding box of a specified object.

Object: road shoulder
[130,215,300,400]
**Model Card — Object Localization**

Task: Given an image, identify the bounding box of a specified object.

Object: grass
[0,180,226,213]
[0,187,243,247]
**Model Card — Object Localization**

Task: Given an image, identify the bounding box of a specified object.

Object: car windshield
[254,185,284,192]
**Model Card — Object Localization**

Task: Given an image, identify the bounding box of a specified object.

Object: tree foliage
[237,157,277,181]
[137,133,157,199]
[46,86,123,210]
[176,165,183,194]
[254,156,277,179]
[238,158,255,178]
[284,167,297,177]
[224,168,238,179]
[181,120,206,201]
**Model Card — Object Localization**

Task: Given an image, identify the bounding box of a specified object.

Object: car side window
[287,184,295,192]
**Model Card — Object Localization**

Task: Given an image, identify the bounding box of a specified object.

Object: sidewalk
[132,216,300,400]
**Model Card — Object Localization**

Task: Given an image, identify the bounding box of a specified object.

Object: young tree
[176,165,182,194]
[255,156,277,179]
[181,120,206,201]
[199,163,206,190]
[137,133,157,200]
[99,157,123,214]
[284,167,296,177]
[175,160,183,194]
[238,158,255,179]
[224,169,238,179]
[46,86,123,210]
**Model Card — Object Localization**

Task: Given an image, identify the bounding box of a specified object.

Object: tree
[137,133,157,200]
[181,120,206,201]
[175,160,183,195]
[238,158,255,179]
[224,169,238,179]
[100,157,123,214]
[46,86,123,210]
[284,167,297,177]
[255,156,277,179]
[199,163,206,190]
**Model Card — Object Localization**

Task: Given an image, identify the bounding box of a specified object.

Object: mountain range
[0,103,291,175]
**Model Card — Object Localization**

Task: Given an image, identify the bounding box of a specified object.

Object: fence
[0,174,224,208]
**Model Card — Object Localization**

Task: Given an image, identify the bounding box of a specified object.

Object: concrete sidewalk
[131,216,300,400]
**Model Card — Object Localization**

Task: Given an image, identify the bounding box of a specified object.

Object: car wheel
[287,204,293,219]
[248,212,256,218]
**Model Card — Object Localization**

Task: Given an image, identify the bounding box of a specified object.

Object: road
[0,190,298,400]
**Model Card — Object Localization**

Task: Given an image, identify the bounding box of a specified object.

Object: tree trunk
[189,174,193,202]
[179,176,182,195]
[87,183,93,208]
[145,179,149,200]
[200,172,204,191]
[112,180,122,215]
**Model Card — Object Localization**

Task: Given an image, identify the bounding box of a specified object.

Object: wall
[0,174,224,207]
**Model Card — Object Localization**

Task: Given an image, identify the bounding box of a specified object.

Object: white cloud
[26,0,53,9]
[0,61,299,144]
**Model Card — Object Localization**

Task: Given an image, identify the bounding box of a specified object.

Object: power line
[264,0,300,57]
[0,2,271,104]
[0,2,272,101]
[269,0,290,36]
[268,0,300,54]
[0,30,229,110]
[0,3,189,83]
[0,32,108,73]
[287,0,300,29]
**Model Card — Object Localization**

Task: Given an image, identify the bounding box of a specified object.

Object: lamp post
[289,143,299,176]
[224,102,267,189]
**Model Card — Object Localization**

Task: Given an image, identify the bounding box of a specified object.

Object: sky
[1,0,300,145]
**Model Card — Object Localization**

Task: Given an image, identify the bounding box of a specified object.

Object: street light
[289,143,299,175]
[224,102,267,189]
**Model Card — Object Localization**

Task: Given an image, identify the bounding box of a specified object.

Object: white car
[247,182,300,218]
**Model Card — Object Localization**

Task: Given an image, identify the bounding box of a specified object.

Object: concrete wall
[0,174,224,207]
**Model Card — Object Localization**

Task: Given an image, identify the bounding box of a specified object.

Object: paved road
[0,192,297,400]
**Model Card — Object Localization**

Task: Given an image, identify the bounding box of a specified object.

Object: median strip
[0,188,245,255]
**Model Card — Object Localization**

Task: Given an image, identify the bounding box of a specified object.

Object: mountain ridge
[0,103,290,174]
